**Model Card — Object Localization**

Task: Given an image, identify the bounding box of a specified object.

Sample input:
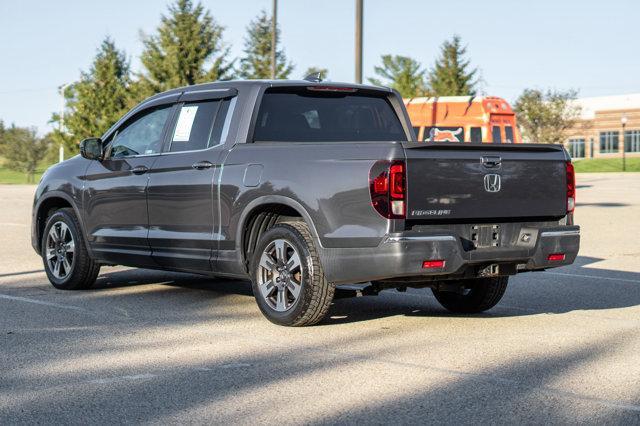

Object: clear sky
[1,0,638,134]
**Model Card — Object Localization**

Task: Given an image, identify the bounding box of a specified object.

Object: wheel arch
[237,196,322,273]
[33,192,86,254]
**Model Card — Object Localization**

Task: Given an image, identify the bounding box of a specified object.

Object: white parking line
[0,222,28,227]
[89,374,156,385]
[0,293,87,312]
[544,271,640,284]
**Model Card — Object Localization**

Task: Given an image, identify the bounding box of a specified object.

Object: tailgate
[403,143,568,220]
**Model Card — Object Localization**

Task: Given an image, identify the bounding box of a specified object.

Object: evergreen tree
[50,38,131,156]
[428,35,478,96]
[368,55,428,98]
[0,126,50,183]
[239,10,293,79]
[138,0,233,97]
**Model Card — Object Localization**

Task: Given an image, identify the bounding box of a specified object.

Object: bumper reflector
[423,260,445,269]
[547,253,566,261]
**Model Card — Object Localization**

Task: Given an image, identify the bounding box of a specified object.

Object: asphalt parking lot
[1,173,639,424]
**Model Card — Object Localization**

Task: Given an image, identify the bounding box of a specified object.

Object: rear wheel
[42,208,100,290]
[250,222,334,326]
[432,276,508,313]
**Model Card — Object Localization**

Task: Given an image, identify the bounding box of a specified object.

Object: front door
[83,105,174,266]
[147,95,235,272]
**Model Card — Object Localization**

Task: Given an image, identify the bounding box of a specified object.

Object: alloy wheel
[46,221,75,280]
[257,239,303,312]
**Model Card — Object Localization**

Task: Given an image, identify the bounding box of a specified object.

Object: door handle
[481,156,502,168]
[131,165,149,175]
[192,161,213,170]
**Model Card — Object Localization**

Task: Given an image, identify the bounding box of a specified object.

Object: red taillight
[547,253,566,261]
[423,260,446,269]
[369,160,406,219]
[566,162,575,213]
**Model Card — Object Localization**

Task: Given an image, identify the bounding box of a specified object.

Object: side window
[505,126,514,143]
[169,98,234,152]
[109,106,172,158]
[492,126,502,144]
[470,127,482,143]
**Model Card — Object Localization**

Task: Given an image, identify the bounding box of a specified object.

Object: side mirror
[79,137,104,160]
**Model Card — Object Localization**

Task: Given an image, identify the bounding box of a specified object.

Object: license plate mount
[470,224,500,248]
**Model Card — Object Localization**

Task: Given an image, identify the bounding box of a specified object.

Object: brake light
[369,160,406,219]
[307,86,357,93]
[423,260,445,269]
[547,253,566,261]
[566,162,575,213]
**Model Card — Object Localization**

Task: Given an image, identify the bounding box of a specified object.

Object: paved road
[1,173,639,424]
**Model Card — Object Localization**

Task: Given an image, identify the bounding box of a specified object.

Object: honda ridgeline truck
[31,79,580,326]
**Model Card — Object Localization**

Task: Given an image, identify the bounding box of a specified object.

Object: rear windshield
[253,88,407,142]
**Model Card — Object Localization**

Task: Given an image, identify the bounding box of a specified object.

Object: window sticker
[173,106,199,142]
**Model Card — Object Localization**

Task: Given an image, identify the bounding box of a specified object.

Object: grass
[573,157,640,173]
[0,166,45,184]
[0,157,49,184]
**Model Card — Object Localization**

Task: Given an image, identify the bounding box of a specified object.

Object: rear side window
[470,127,482,143]
[253,88,407,142]
[492,126,502,143]
[505,126,514,143]
[169,98,234,152]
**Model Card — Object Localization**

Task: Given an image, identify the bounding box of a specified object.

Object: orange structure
[404,96,521,143]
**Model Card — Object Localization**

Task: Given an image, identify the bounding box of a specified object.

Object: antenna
[303,72,323,82]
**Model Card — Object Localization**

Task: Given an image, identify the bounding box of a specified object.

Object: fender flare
[236,195,323,265]
[33,190,91,255]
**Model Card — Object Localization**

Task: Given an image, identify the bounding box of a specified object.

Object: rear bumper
[319,226,580,284]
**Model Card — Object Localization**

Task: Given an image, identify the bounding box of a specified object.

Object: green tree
[239,10,293,79]
[368,55,427,98]
[138,0,234,97]
[514,88,582,144]
[0,126,49,182]
[428,35,478,96]
[51,38,132,156]
[303,67,328,81]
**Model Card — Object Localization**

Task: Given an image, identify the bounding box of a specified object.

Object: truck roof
[146,79,393,103]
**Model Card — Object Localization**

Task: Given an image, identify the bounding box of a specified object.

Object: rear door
[403,143,568,221]
[146,90,237,271]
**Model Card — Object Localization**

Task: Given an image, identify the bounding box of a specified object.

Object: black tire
[432,276,508,314]
[41,208,100,290]
[250,221,334,326]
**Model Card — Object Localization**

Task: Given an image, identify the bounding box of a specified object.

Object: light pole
[270,0,277,79]
[59,83,70,163]
[621,115,628,172]
[355,0,363,84]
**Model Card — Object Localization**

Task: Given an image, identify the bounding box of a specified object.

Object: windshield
[253,88,407,142]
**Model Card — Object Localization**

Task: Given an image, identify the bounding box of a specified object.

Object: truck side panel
[215,141,404,276]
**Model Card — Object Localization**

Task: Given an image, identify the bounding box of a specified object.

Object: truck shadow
[323,255,640,325]
[85,255,640,326]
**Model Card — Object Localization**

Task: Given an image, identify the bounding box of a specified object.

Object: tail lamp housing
[566,162,575,213]
[369,160,406,219]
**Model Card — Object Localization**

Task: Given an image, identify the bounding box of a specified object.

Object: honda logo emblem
[484,174,501,192]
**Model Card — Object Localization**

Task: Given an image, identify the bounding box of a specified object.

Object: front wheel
[432,276,508,313]
[250,222,334,326]
[41,208,100,290]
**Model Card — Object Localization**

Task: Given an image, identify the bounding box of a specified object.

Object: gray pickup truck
[31,79,579,326]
